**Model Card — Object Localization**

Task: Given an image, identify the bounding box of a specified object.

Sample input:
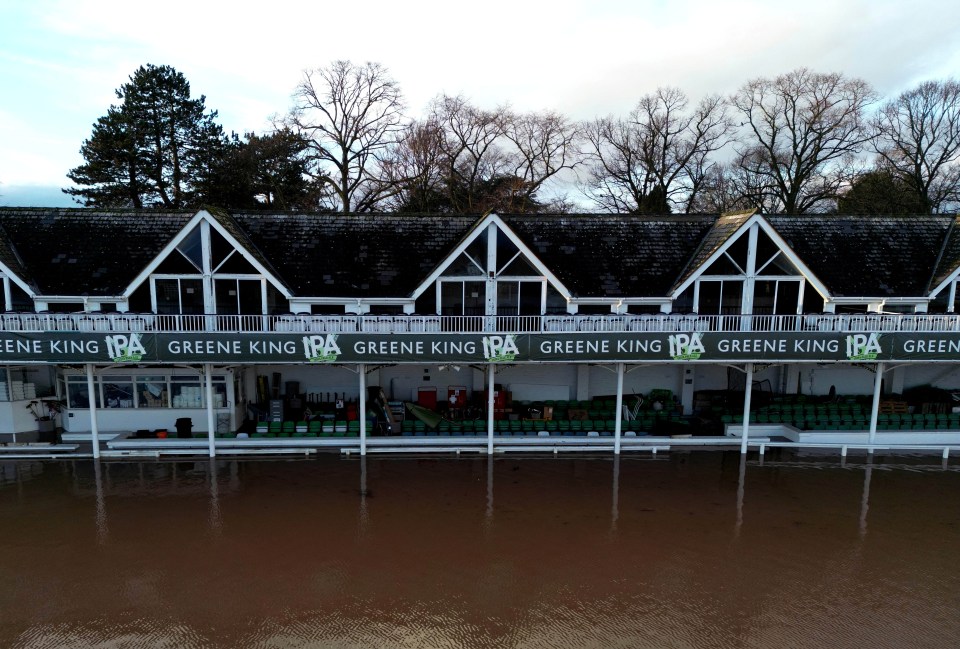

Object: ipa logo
[846,333,881,361]
[302,334,342,362]
[482,334,519,362]
[668,332,705,360]
[105,332,146,362]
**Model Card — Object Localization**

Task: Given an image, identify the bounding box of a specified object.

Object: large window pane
[519,282,541,315]
[155,279,181,314]
[137,376,168,408]
[103,376,134,408]
[215,278,238,315]
[497,282,519,315]
[171,377,203,408]
[179,279,204,314]
[66,377,100,409]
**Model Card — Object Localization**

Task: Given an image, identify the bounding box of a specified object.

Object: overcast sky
[2,0,959,207]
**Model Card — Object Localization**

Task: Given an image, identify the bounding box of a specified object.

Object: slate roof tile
[500,214,716,297]
[0,208,195,295]
[0,208,954,304]
[766,215,952,297]
[229,212,479,297]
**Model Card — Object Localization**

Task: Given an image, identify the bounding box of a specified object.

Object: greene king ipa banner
[1,331,960,364]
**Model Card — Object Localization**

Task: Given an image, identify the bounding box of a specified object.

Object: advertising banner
[1,330,960,364]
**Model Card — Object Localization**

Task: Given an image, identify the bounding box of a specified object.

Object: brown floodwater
[0,451,958,649]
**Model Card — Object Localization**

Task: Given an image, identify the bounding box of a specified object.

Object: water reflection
[735,451,746,538]
[208,458,222,534]
[860,457,873,539]
[485,454,494,529]
[610,454,620,533]
[358,455,369,535]
[93,459,108,544]
[1,453,959,649]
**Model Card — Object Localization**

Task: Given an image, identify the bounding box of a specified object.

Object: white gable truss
[926,244,960,309]
[410,213,572,301]
[670,213,832,306]
[122,209,291,301]
[0,259,37,304]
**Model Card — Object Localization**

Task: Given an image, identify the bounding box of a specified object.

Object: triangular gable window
[211,228,236,270]
[155,251,201,275]
[177,227,203,271]
[702,254,741,276]
[151,222,267,279]
[500,254,538,276]
[143,216,288,316]
[216,251,260,274]
[681,220,812,318]
[418,216,569,318]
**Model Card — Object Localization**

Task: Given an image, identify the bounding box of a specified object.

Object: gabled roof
[501,214,716,297]
[670,211,755,292]
[230,212,479,297]
[202,207,287,288]
[0,208,195,295]
[766,215,953,297]
[408,213,573,300]
[0,208,955,303]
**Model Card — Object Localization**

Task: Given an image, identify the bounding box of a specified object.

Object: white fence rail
[0,312,959,334]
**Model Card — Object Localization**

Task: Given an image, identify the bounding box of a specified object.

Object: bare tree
[428,95,512,213]
[872,79,960,213]
[731,68,876,214]
[381,118,447,213]
[287,60,405,212]
[582,87,732,213]
[689,160,781,214]
[383,99,581,214]
[501,110,582,212]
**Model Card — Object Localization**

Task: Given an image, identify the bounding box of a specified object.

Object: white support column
[889,365,905,395]
[867,362,884,452]
[485,224,498,331]
[741,224,759,331]
[205,364,216,457]
[576,364,590,402]
[740,363,754,455]
[359,364,367,456]
[86,363,100,459]
[200,219,215,316]
[680,366,695,415]
[487,365,495,455]
[614,362,624,455]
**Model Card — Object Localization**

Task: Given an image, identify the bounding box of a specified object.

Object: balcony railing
[2,312,960,334]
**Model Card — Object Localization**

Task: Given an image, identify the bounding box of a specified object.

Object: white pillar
[487,365,495,455]
[205,364,216,457]
[680,366,695,415]
[576,364,590,401]
[867,362,884,452]
[889,365,905,395]
[614,362,624,455]
[740,363,754,454]
[359,364,367,456]
[86,363,100,459]
[741,224,759,331]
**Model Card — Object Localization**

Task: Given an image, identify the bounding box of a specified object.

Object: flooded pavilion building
[1,207,959,457]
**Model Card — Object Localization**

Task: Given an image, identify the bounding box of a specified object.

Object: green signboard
[0,330,959,364]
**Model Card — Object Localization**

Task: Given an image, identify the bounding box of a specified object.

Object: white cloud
[1,0,959,188]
